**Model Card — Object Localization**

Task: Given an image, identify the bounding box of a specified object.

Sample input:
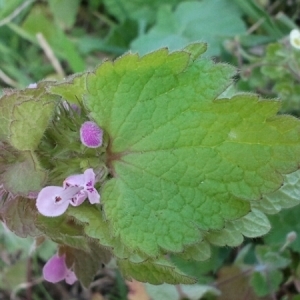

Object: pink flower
[43,254,77,285]
[36,186,82,217]
[80,121,103,148]
[36,169,100,217]
[64,168,100,205]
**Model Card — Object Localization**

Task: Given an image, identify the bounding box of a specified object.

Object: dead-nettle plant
[1,43,300,287]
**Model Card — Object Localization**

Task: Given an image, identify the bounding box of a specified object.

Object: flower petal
[69,190,87,206]
[63,174,85,188]
[36,186,69,217]
[87,188,100,204]
[36,186,82,217]
[65,270,77,285]
[84,168,96,186]
[84,169,100,204]
[63,169,100,206]
[43,254,68,283]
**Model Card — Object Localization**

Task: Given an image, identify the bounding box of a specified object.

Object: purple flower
[36,169,100,217]
[80,121,103,148]
[43,254,77,285]
[36,186,82,217]
[64,168,100,204]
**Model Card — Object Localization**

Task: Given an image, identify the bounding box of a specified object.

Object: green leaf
[206,223,244,247]
[260,43,290,80]
[84,45,300,259]
[131,0,246,56]
[264,205,300,253]
[0,83,57,147]
[106,20,139,51]
[0,260,28,292]
[103,0,186,24]
[171,246,229,283]
[255,245,290,269]
[1,151,47,196]
[49,44,300,283]
[232,209,270,238]
[48,0,80,29]
[145,283,220,299]
[22,5,85,72]
[36,215,91,252]
[0,0,27,20]
[64,242,112,288]
[206,210,270,246]
[67,204,140,261]
[217,266,260,300]
[175,240,211,261]
[48,73,87,105]
[232,0,284,39]
[86,47,254,256]
[118,257,196,284]
[184,43,208,61]
[250,269,283,297]
[10,98,55,151]
[254,170,300,215]
[0,197,41,238]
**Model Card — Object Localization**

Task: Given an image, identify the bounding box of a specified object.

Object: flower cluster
[36,168,100,217]
[43,253,77,284]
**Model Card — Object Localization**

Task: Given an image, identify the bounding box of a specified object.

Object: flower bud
[80,121,103,148]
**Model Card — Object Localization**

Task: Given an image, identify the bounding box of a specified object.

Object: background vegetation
[1,0,300,299]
